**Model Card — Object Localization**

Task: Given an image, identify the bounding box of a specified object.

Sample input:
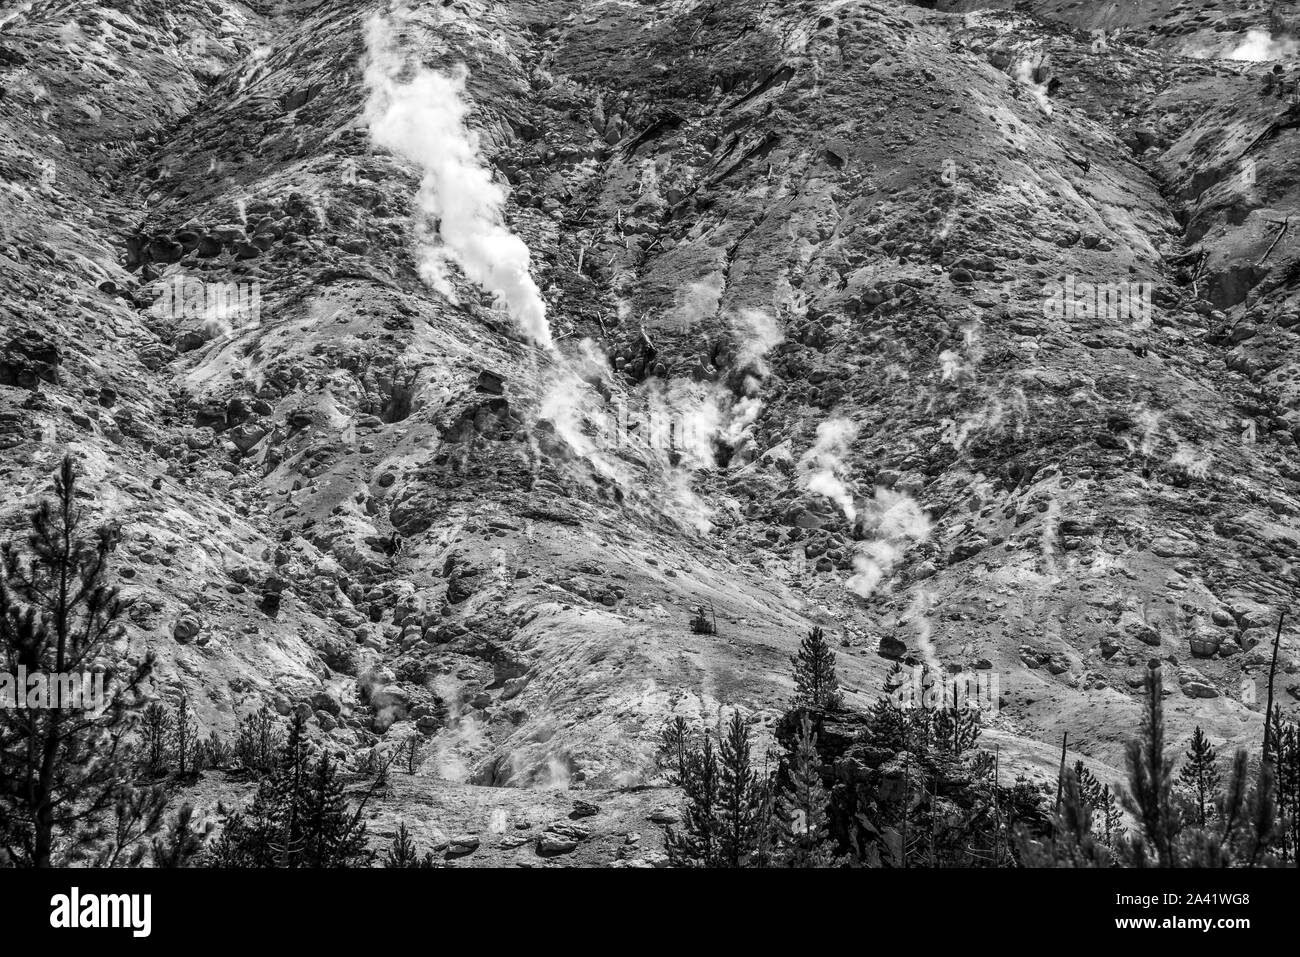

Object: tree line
[2,457,1296,867]
[659,625,1300,867]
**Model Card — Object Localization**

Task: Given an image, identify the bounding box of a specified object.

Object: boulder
[311,689,342,716]
[877,634,907,659]
[446,834,479,856]
[173,614,203,643]
[648,805,679,825]
[1188,629,1222,658]
[537,820,589,855]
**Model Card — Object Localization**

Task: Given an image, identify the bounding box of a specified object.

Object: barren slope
[4,0,1300,863]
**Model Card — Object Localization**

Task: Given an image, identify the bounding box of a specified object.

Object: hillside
[3,0,1300,864]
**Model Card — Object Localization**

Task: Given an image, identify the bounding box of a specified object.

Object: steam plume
[846,487,931,599]
[363,15,552,349]
[799,418,859,522]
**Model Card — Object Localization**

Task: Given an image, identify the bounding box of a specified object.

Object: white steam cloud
[732,308,783,378]
[363,15,552,349]
[799,418,859,522]
[1228,29,1299,61]
[429,675,489,783]
[677,273,724,324]
[1014,60,1053,116]
[846,488,931,599]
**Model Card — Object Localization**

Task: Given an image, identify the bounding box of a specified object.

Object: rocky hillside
[3,0,1300,864]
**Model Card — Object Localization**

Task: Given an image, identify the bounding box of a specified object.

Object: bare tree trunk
[1263,610,1285,761]
[1055,731,1069,811]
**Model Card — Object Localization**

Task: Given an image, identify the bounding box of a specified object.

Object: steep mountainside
[3,0,1300,863]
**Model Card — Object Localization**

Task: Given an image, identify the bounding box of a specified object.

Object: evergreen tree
[383,821,437,868]
[384,821,420,867]
[791,626,842,710]
[716,710,767,867]
[1267,715,1300,861]
[1116,664,1279,867]
[150,803,212,868]
[208,715,370,867]
[199,730,233,770]
[298,751,368,867]
[1073,760,1103,811]
[933,692,981,756]
[0,455,154,866]
[1068,760,1123,845]
[1208,749,1279,866]
[1119,663,1179,867]
[1016,769,1111,868]
[139,703,172,778]
[665,736,720,867]
[866,662,908,751]
[1098,784,1124,847]
[233,705,283,775]
[777,714,835,866]
[75,784,168,867]
[171,695,200,777]
[209,714,310,867]
[658,716,692,786]
[1178,726,1221,829]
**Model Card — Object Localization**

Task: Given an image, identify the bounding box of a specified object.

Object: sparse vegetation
[233,705,284,776]
[383,821,438,868]
[206,715,371,868]
[654,646,1296,869]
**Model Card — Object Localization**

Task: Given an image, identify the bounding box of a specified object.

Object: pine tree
[208,715,371,868]
[1177,748,1279,867]
[777,714,835,866]
[150,803,212,868]
[139,702,173,777]
[199,730,233,770]
[866,662,908,751]
[0,455,154,867]
[716,710,767,867]
[171,695,200,777]
[658,716,692,785]
[209,714,310,867]
[1268,716,1300,861]
[267,712,312,865]
[74,785,168,867]
[1098,784,1124,847]
[233,705,283,775]
[665,735,720,867]
[383,821,437,868]
[1119,662,1179,867]
[1073,760,1103,811]
[384,821,420,867]
[1016,769,1111,867]
[1178,726,1221,829]
[791,625,842,710]
[298,750,369,867]
[933,687,981,756]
